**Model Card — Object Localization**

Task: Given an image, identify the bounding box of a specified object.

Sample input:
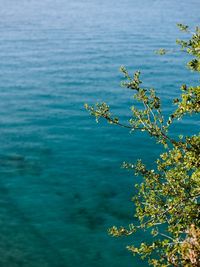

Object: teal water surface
[0,1,199,266]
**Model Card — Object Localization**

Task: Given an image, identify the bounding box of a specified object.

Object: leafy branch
[85,24,200,266]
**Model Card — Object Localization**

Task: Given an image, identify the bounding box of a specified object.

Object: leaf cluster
[85,24,200,266]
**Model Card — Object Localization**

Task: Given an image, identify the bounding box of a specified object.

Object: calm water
[0,1,199,266]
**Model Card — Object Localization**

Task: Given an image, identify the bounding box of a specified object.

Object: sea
[0,0,199,266]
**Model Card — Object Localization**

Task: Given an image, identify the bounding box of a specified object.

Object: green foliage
[176,25,200,72]
[155,48,167,55]
[85,24,200,266]
[177,23,189,33]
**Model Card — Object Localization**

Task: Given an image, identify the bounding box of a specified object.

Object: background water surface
[0,0,199,266]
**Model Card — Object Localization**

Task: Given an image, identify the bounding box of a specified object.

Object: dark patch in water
[0,154,42,176]
[0,154,25,166]
[70,206,106,231]
[98,186,118,199]
[73,192,81,201]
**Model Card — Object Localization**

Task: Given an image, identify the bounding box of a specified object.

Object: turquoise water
[0,1,199,266]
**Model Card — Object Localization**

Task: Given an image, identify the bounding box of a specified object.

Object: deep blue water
[0,1,199,266]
